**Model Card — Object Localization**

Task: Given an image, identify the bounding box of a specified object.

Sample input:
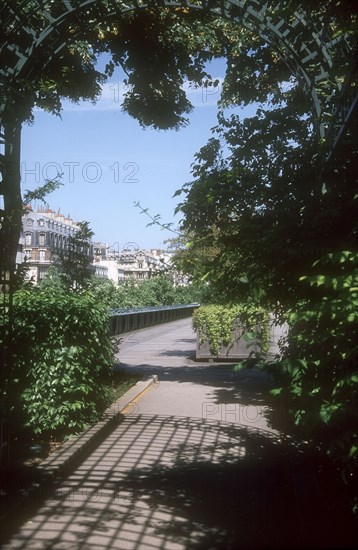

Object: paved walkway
[0,319,352,549]
[116,319,280,428]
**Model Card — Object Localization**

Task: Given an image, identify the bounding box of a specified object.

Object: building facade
[113,248,171,281]
[20,208,176,286]
[21,207,94,283]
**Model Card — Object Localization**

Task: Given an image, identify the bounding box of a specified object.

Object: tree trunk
[0,115,22,379]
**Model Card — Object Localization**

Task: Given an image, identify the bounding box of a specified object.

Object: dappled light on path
[1,414,298,549]
[1,319,355,549]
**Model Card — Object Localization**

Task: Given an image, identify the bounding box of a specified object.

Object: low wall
[109,303,200,336]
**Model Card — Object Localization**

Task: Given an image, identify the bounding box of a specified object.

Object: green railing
[109,304,200,335]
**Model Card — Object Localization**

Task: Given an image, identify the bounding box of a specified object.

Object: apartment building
[20,207,174,285]
[21,207,94,283]
[113,247,171,281]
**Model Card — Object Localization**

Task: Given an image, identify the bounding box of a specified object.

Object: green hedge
[192,304,270,357]
[8,284,114,438]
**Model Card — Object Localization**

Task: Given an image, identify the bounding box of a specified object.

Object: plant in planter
[193,304,270,359]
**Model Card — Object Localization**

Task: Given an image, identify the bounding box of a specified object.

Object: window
[138,262,143,269]
[38,219,44,227]
[39,249,46,262]
[38,233,45,246]
[26,218,33,226]
[24,249,32,261]
[39,266,48,280]
[25,233,32,245]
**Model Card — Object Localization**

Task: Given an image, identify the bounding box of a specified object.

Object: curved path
[0,319,351,549]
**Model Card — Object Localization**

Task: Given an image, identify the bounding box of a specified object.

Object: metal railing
[109,303,200,336]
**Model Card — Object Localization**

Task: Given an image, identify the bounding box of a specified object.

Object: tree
[1,1,356,283]
[174,43,357,308]
[2,7,229,128]
[1,5,232,296]
[172,7,358,503]
[88,272,204,309]
[59,221,94,292]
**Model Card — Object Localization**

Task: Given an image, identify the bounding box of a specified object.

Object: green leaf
[270,387,283,396]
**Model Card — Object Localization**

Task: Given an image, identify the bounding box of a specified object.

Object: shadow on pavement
[1,415,356,549]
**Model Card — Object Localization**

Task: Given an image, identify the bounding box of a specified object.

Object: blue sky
[21,57,255,249]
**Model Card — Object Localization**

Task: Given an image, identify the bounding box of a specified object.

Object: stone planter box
[195,316,288,360]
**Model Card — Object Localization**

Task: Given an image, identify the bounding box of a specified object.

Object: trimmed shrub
[193,304,269,357]
[9,284,114,438]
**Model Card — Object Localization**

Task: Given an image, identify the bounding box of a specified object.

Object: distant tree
[86,277,119,308]
[88,272,205,309]
[59,221,94,292]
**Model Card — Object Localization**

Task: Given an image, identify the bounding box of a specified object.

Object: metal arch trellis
[0,1,354,132]
[0,1,356,382]
[0,2,355,170]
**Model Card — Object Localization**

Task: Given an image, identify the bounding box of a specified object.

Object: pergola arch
[0,1,356,322]
[0,0,354,136]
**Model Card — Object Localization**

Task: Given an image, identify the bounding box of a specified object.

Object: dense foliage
[193,304,269,357]
[1,265,202,439]
[8,282,114,438]
[88,273,203,309]
[274,252,358,493]
[170,2,358,506]
[4,6,233,128]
